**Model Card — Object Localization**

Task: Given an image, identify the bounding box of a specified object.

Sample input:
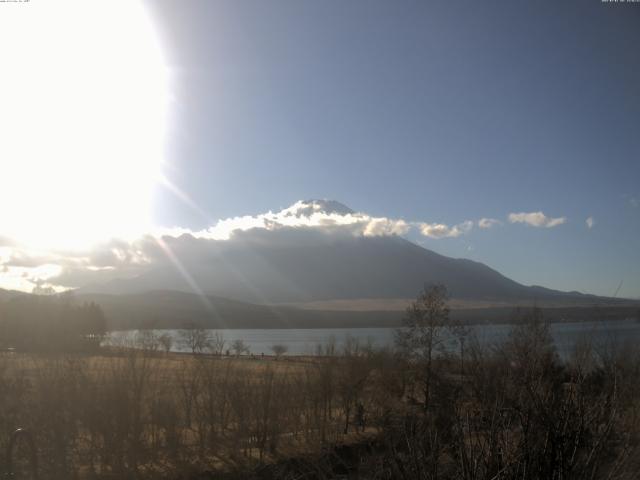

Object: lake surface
[106,318,640,358]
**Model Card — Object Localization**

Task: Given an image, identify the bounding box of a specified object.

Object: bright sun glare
[0,0,167,250]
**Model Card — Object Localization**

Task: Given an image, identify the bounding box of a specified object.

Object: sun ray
[154,236,223,325]
[159,175,214,225]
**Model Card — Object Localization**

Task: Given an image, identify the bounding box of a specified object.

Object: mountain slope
[82,232,604,305]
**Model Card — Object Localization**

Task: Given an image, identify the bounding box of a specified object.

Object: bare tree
[395,284,460,409]
[136,330,159,353]
[208,331,226,356]
[315,335,337,356]
[231,338,249,356]
[158,333,173,354]
[179,327,211,355]
[337,344,372,433]
[271,344,288,358]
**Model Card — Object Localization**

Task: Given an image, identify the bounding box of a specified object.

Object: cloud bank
[0,200,567,293]
[188,200,411,240]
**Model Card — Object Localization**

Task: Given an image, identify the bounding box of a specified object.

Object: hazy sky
[0,0,638,298]
[143,0,639,298]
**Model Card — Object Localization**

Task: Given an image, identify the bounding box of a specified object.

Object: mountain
[1,200,636,330]
[79,200,614,306]
[288,199,354,216]
[89,236,595,304]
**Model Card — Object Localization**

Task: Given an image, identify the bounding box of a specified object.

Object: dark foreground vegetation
[1,287,640,479]
[0,294,106,352]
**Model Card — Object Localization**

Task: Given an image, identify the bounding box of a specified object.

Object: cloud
[0,200,499,292]
[586,216,595,229]
[508,211,566,228]
[0,236,157,291]
[0,236,16,247]
[0,261,64,292]
[477,218,501,229]
[418,220,473,239]
[630,197,639,208]
[363,218,410,236]
[185,200,410,240]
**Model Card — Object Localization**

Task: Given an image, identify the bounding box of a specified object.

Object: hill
[0,287,637,330]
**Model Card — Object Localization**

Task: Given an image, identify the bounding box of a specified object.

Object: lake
[106,318,640,358]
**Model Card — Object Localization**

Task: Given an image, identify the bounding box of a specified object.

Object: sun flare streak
[154,236,220,317]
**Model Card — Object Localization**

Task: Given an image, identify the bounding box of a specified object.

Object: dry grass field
[0,347,385,479]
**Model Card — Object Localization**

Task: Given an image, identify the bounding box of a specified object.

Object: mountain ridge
[79,231,612,305]
[1,287,635,331]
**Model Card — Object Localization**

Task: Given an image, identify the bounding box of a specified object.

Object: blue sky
[144,0,639,298]
[0,1,636,297]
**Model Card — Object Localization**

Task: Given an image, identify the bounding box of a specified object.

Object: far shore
[106,304,640,331]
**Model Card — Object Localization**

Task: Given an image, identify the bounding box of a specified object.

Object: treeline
[0,294,106,351]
